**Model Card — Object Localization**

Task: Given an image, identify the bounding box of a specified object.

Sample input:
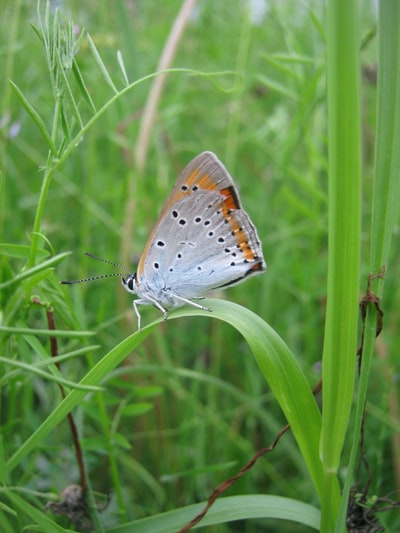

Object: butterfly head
[121,273,138,295]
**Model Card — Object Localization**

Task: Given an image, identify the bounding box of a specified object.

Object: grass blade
[336,1,400,530]
[6,298,337,509]
[72,57,97,113]
[322,1,361,529]
[106,495,320,532]
[117,50,129,86]
[86,33,118,94]
[9,80,58,156]
[322,0,361,470]
[0,251,71,289]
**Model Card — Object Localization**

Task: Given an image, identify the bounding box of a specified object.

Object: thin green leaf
[322,1,361,530]
[117,50,130,86]
[322,0,361,471]
[29,22,44,44]
[0,326,94,338]
[0,243,49,260]
[0,356,101,391]
[4,491,75,533]
[132,385,163,398]
[72,58,97,113]
[0,251,70,289]
[59,104,71,142]
[112,432,132,450]
[369,3,400,277]
[54,46,84,129]
[336,2,400,531]
[8,81,58,156]
[120,403,153,417]
[105,495,320,532]
[268,52,318,65]
[3,345,100,383]
[86,33,118,94]
[256,74,299,101]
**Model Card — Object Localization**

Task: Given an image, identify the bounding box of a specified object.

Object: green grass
[1,1,400,532]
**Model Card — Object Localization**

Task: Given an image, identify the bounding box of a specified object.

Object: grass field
[1,1,400,531]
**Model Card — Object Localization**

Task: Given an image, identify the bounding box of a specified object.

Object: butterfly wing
[136,151,266,300]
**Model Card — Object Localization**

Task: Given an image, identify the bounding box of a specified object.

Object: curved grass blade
[6,299,333,507]
[106,495,320,532]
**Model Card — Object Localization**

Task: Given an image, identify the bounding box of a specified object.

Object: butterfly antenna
[83,252,132,275]
[59,252,133,285]
[60,273,123,285]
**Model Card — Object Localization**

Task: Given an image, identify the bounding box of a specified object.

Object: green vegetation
[1,1,399,531]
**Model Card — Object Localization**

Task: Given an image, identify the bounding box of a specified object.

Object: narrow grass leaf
[321,1,361,530]
[30,22,44,44]
[0,252,70,289]
[54,47,84,130]
[59,104,71,142]
[256,74,299,101]
[4,491,74,533]
[269,53,318,65]
[2,346,100,383]
[0,356,101,391]
[120,403,153,417]
[86,33,118,94]
[322,0,361,469]
[72,58,97,113]
[105,495,320,532]
[8,81,58,156]
[117,50,130,86]
[261,55,304,81]
[0,326,94,338]
[336,2,400,531]
[369,1,400,278]
[0,244,49,260]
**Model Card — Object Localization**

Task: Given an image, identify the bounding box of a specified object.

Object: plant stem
[322,0,361,529]
[336,1,400,530]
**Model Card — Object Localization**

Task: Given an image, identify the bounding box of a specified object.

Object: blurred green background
[1,0,399,531]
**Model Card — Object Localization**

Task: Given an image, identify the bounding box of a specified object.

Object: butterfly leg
[132,300,144,331]
[133,297,169,330]
[172,294,212,312]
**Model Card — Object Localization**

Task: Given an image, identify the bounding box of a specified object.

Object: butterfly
[61,151,266,330]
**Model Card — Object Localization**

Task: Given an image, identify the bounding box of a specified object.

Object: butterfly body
[122,151,266,329]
